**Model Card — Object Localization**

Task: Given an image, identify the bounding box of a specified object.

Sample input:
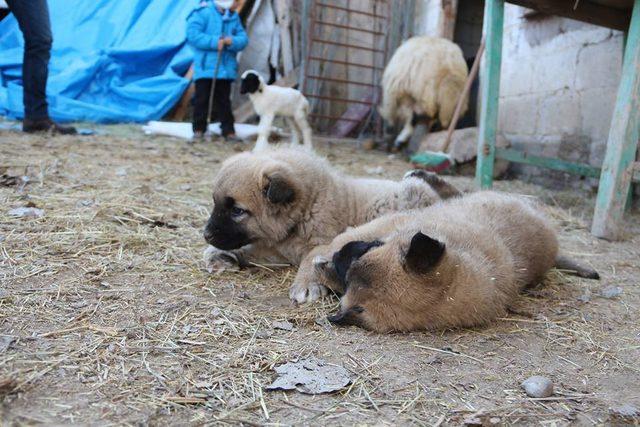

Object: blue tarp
[0,0,196,123]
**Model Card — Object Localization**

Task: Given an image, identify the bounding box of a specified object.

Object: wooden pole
[591,0,640,240]
[276,0,294,75]
[441,39,485,153]
[475,0,504,189]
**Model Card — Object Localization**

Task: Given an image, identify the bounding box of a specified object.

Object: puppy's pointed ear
[263,172,295,204]
[332,240,383,290]
[404,232,445,274]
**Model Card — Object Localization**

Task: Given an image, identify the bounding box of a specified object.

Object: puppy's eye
[230,206,247,217]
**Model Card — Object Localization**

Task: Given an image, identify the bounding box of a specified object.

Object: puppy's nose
[203,227,216,242]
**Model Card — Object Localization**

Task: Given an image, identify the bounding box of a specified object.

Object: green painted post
[592,0,640,239]
[476,0,505,189]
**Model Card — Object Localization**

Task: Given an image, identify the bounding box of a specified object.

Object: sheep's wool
[380,36,468,128]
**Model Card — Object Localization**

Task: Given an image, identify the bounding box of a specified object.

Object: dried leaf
[266,358,351,395]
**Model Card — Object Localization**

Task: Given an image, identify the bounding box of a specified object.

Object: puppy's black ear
[404,232,445,274]
[333,240,383,290]
[264,173,295,204]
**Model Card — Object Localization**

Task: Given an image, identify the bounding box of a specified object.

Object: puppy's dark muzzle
[203,227,217,245]
[203,222,251,250]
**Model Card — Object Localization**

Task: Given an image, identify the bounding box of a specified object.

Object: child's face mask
[214,0,234,9]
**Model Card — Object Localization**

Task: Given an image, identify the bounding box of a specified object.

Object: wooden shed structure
[470,0,639,240]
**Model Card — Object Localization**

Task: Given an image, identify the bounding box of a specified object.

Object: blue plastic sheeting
[0,0,195,123]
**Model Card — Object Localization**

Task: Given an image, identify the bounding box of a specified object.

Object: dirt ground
[1,124,639,426]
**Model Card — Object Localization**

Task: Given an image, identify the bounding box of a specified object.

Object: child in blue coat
[187,0,248,141]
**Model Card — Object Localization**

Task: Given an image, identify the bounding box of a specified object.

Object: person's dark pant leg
[193,78,235,136]
[6,0,52,120]
[193,78,212,133]
[214,79,235,137]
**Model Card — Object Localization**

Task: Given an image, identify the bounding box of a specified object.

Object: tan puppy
[313,191,597,332]
[202,146,461,303]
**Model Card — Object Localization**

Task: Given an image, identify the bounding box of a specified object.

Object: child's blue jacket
[186,3,248,80]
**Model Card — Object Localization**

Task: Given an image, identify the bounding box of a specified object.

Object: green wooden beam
[495,148,600,178]
[413,147,640,182]
[476,0,504,189]
[592,0,640,240]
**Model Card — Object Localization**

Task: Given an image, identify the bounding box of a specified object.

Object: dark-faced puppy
[239,71,262,95]
[314,191,571,332]
[203,154,299,252]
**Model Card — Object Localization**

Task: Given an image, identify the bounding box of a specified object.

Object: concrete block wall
[498,4,625,188]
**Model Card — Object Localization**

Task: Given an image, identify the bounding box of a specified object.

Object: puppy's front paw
[202,245,240,273]
[289,280,328,304]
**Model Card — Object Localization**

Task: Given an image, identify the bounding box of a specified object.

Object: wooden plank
[233,66,300,122]
[591,0,640,239]
[275,0,294,74]
[440,0,459,40]
[329,92,374,137]
[507,0,631,31]
[169,65,194,121]
[475,0,505,189]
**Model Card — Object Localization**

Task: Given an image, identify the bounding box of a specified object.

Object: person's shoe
[192,130,205,142]
[223,133,243,143]
[23,118,77,135]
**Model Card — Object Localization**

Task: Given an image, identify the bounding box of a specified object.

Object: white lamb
[239,70,313,151]
[380,36,469,149]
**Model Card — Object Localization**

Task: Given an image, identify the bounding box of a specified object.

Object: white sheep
[239,70,313,151]
[380,36,469,149]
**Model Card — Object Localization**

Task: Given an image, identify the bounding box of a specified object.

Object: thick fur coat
[313,191,563,332]
[202,146,460,302]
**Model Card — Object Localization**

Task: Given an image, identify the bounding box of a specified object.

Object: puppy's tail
[554,255,600,280]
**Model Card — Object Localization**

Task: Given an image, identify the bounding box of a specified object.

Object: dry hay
[1,125,639,425]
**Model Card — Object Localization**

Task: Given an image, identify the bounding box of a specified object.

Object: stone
[521,375,554,398]
[8,207,44,218]
[600,286,623,299]
[272,320,295,332]
[610,404,639,418]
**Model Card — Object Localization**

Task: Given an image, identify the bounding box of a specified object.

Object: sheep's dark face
[240,72,261,94]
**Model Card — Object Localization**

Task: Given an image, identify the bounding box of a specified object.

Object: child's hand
[217,37,233,50]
